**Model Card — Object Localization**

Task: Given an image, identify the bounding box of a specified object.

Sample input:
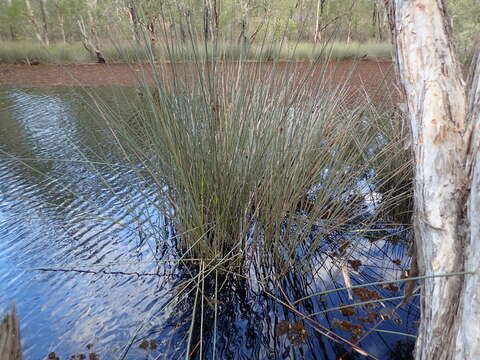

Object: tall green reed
[92,22,410,275]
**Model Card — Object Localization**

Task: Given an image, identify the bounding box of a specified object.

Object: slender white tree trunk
[25,0,46,45]
[314,0,321,42]
[38,0,49,45]
[385,0,480,359]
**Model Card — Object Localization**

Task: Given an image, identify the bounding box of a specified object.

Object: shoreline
[0,61,394,89]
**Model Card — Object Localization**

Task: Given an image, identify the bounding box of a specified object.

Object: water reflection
[0,86,418,359]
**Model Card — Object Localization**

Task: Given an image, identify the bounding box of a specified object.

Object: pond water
[0,86,418,359]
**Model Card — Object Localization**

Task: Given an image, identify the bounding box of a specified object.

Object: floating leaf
[276,320,290,336]
[139,340,149,350]
[288,321,308,346]
[352,327,364,335]
[392,259,401,265]
[357,317,374,324]
[149,340,157,350]
[332,319,342,327]
[367,311,380,320]
[350,335,360,343]
[276,320,308,345]
[291,321,306,333]
[352,287,382,302]
[348,259,362,272]
[383,284,400,292]
[340,304,356,317]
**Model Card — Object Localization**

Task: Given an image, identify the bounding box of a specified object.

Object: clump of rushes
[93,21,409,275]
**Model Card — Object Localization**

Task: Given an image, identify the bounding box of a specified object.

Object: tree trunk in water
[385,0,480,359]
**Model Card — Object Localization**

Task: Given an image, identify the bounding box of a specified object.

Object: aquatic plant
[90,17,411,277]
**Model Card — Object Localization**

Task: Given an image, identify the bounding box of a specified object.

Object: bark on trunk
[0,305,22,360]
[385,0,480,359]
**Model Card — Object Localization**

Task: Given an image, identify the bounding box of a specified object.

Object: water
[0,86,418,359]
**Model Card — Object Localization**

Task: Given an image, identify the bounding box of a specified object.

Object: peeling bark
[385,0,480,359]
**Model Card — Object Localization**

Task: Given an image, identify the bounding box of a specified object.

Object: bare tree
[385,0,480,359]
[128,0,141,43]
[78,17,106,63]
[25,0,46,45]
[38,0,49,45]
[314,0,327,42]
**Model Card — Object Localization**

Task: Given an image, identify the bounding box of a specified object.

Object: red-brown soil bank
[0,61,397,105]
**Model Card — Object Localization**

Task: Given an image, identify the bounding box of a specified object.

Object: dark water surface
[0,86,418,359]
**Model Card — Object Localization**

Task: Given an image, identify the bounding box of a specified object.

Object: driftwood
[0,305,21,360]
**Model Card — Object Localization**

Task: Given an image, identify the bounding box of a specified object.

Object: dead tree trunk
[77,17,106,63]
[385,1,480,359]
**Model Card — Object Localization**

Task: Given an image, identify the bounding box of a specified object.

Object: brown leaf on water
[383,284,400,292]
[367,311,380,320]
[352,287,364,297]
[288,321,308,346]
[339,304,356,317]
[352,327,364,335]
[333,319,364,334]
[392,259,401,265]
[149,340,157,350]
[352,287,382,302]
[350,335,360,343]
[139,340,149,350]
[276,320,290,336]
[332,319,342,327]
[348,259,362,272]
[291,321,306,333]
[357,317,373,324]
[277,320,308,345]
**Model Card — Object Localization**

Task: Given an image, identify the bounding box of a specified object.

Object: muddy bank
[0,61,394,88]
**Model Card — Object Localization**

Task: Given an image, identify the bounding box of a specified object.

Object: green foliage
[0,0,475,62]
[448,0,480,60]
